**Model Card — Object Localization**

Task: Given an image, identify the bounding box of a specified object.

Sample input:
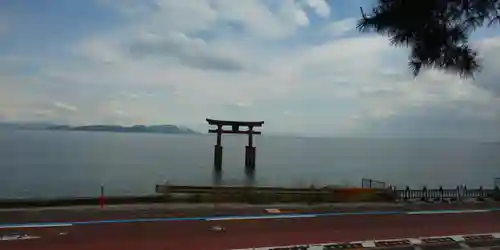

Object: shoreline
[0,195,166,209]
[0,185,391,208]
[1,183,497,210]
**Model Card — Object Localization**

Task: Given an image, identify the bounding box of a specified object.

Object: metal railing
[362,178,386,189]
[394,186,496,200]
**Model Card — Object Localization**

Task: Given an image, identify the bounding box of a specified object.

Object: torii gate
[206,118,264,181]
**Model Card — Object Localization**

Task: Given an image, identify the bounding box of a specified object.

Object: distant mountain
[0,122,200,135]
[0,122,55,130]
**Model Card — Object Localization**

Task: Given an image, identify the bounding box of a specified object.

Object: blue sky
[2,0,500,138]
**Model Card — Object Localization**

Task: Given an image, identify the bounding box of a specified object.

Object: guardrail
[156,184,500,203]
[155,184,335,195]
[155,184,397,203]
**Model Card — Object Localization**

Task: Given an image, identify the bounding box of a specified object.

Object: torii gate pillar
[206,119,264,182]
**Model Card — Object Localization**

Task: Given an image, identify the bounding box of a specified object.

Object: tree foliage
[358,0,500,78]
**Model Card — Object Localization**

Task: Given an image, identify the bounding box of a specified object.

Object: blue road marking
[72,216,207,225]
[316,211,404,217]
[205,213,316,221]
[0,208,498,228]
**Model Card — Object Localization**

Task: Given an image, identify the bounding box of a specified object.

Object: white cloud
[128,32,247,71]
[3,0,500,138]
[53,102,78,112]
[304,0,331,17]
[294,8,310,27]
[36,109,55,118]
[100,0,311,40]
[325,17,357,38]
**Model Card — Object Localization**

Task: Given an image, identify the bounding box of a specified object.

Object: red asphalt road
[1,212,500,250]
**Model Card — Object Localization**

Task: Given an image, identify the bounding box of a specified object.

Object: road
[1,201,499,224]
[1,211,500,249]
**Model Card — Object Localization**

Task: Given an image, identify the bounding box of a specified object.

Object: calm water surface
[0,130,499,198]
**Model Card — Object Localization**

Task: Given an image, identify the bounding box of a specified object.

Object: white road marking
[308,246,324,250]
[265,209,281,214]
[449,235,465,241]
[360,240,377,247]
[0,235,41,241]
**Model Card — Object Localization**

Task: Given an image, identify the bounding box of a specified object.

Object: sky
[2,0,500,138]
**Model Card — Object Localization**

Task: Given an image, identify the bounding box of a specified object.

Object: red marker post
[99,184,105,209]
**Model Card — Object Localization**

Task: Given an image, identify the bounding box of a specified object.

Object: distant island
[0,122,200,135]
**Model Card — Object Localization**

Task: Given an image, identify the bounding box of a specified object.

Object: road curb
[233,232,500,250]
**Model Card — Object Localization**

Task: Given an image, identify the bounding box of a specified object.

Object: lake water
[0,130,499,199]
